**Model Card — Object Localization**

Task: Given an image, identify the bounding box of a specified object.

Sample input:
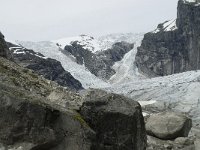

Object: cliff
[135,0,200,77]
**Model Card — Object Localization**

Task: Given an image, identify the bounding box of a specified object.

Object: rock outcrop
[0,56,93,150]
[64,41,134,79]
[0,32,12,60]
[80,89,147,150]
[0,36,147,149]
[135,0,200,77]
[8,43,83,91]
[146,112,192,140]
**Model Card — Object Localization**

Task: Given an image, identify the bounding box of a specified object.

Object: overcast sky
[0,0,179,41]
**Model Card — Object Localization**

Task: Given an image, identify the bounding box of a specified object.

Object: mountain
[7,42,83,91]
[135,0,200,77]
[16,34,144,88]
[0,31,147,150]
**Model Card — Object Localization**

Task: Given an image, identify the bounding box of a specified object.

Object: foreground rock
[0,59,147,150]
[0,56,94,150]
[80,89,147,150]
[146,112,192,140]
[136,0,200,77]
[147,135,195,150]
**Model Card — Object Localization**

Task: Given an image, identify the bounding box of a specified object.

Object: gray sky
[0,0,178,41]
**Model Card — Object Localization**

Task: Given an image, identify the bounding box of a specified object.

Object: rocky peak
[135,0,200,77]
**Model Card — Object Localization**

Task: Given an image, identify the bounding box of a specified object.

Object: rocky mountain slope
[7,42,83,91]
[16,34,144,88]
[0,32,147,149]
[135,0,200,77]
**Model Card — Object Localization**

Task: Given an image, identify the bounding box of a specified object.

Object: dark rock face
[0,90,94,150]
[8,43,83,91]
[0,32,12,60]
[80,89,147,150]
[64,41,134,79]
[0,46,147,150]
[136,0,200,77]
[0,56,93,150]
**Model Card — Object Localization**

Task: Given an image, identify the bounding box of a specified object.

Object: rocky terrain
[1,0,200,149]
[0,32,147,149]
[7,42,83,91]
[64,39,134,79]
[135,0,200,77]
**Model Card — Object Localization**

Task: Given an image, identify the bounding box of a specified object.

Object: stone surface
[8,42,83,91]
[194,138,200,150]
[135,0,200,77]
[147,135,195,150]
[0,58,148,150]
[146,112,192,140]
[79,89,147,150]
[0,56,93,150]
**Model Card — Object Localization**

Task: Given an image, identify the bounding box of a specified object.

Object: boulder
[0,56,94,150]
[79,89,147,150]
[147,135,195,150]
[146,112,192,140]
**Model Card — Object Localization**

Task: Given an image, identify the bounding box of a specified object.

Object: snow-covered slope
[17,41,110,89]
[108,34,145,84]
[105,70,200,125]
[98,33,144,50]
[17,33,145,88]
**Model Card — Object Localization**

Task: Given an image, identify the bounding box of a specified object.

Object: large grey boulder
[79,89,147,150]
[146,112,192,140]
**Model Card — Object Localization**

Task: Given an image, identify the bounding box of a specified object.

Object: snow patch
[138,100,157,106]
[52,35,102,53]
[153,19,178,33]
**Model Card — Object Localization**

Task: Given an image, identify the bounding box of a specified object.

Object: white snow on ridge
[183,0,200,6]
[98,33,144,50]
[17,41,110,89]
[52,35,102,53]
[185,0,196,2]
[153,19,177,33]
